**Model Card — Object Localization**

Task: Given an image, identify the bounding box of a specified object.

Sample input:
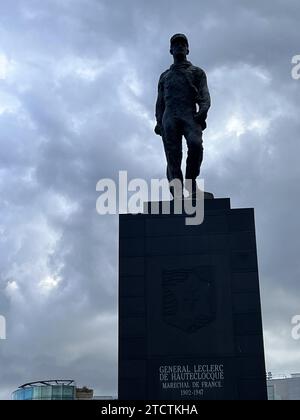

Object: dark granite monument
[118,35,267,400]
[118,199,267,400]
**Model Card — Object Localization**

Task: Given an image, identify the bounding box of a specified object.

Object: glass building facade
[12,381,76,400]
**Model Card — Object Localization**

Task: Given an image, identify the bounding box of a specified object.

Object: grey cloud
[1,0,300,399]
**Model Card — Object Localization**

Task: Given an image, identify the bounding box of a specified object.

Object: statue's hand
[194,112,207,130]
[194,112,203,123]
[154,124,162,136]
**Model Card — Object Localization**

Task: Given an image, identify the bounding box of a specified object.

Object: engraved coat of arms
[162,266,216,333]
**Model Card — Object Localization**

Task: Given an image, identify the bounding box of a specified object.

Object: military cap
[170,33,189,47]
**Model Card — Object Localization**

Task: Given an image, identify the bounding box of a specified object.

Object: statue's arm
[194,70,211,129]
[154,74,165,136]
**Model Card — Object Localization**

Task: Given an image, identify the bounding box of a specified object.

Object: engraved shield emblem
[162,266,216,333]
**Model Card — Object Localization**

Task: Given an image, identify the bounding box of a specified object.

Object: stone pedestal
[118,198,267,400]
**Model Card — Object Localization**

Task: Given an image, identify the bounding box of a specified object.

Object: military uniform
[155,59,210,189]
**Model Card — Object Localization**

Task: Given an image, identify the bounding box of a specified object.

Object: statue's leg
[183,118,203,181]
[183,118,203,196]
[162,116,183,198]
[162,115,183,190]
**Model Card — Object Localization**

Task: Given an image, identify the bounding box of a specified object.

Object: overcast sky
[0,0,300,399]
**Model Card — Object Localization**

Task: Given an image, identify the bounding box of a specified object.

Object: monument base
[118,198,267,400]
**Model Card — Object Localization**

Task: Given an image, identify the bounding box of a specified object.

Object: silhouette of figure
[155,34,210,197]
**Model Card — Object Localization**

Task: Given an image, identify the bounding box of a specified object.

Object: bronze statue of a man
[155,34,211,197]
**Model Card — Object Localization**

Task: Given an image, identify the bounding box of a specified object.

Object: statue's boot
[185,179,214,199]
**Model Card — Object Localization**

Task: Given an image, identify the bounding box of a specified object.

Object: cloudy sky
[0,0,300,399]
